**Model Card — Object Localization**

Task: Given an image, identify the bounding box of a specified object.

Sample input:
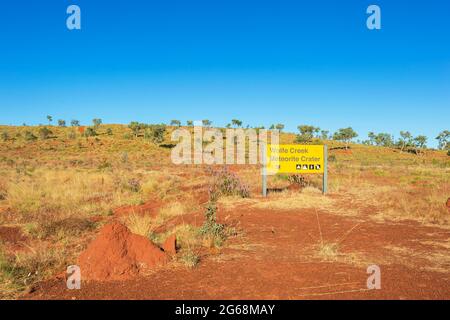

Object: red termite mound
[78,222,169,281]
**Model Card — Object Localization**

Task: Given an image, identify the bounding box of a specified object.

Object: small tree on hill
[170,120,181,127]
[47,115,53,125]
[275,124,285,132]
[413,135,428,153]
[145,124,166,144]
[92,118,102,129]
[128,121,143,137]
[296,125,319,144]
[436,130,450,150]
[186,120,194,126]
[320,130,329,140]
[202,120,212,127]
[373,133,394,147]
[398,131,413,152]
[58,119,66,127]
[333,127,358,150]
[231,119,242,128]
[71,120,80,127]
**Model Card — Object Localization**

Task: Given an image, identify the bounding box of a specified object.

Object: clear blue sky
[0,0,449,146]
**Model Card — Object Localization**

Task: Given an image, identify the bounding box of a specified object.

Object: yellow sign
[266,144,325,174]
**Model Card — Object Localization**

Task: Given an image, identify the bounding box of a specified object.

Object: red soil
[162,234,177,256]
[78,222,168,281]
[0,226,26,244]
[446,198,450,211]
[27,200,450,299]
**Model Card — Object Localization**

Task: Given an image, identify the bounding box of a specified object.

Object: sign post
[261,143,267,197]
[322,144,328,195]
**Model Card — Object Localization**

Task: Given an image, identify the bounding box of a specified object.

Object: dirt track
[26,198,450,300]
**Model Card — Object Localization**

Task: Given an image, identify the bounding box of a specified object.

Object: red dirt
[78,222,169,281]
[162,234,177,256]
[0,226,26,244]
[446,198,450,211]
[26,199,450,300]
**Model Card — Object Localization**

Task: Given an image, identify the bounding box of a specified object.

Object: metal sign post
[323,144,328,195]
[261,143,267,197]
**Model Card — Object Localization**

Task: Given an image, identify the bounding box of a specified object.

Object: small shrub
[127,178,141,192]
[180,250,200,268]
[1,132,9,141]
[38,127,53,140]
[24,131,37,141]
[209,167,250,199]
[199,201,226,247]
[106,128,113,135]
[83,127,97,137]
[67,131,77,140]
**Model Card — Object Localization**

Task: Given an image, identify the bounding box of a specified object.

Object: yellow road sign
[266,144,325,174]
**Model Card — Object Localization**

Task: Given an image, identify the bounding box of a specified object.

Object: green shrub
[38,127,53,140]
[24,131,37,141]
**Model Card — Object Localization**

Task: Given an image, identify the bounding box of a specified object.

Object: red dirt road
[26,200,450,300]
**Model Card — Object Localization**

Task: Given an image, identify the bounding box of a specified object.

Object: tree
[333,127,358,149]
[413,135,428,150]
[71,120,80,127]
[398,131,413,151]
[275,124,285,132]
[269,124,275,130]
[202,120,212,127]
[58,119,66,127]
[225,123,231,129]
[367,132,376,145]
[38,127,53,140]
[231,119,242,128]
[47,115,53,125]
[374,133,394,147]
[170,120,181,127]
[296,125,319,143]
[436,130,450,150]
[145,124,166,144]
[320,130,330,140]
[128,121,142,137]
[92,118,102,129]
[186,120,194,126]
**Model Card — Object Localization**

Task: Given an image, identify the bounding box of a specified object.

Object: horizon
[1,1,449,147]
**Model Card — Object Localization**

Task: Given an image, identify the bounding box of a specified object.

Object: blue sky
[0,0,449,146]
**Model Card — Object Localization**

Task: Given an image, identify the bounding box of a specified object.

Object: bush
[1,132,9,142]
[24,131,37,141]
[209,167,250,199]
[447,150,450,157]
[199,201,226,247]
[38,127,53,140]
[83,127,97,137]
[106,128,113,135]
[145,124,166,144]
